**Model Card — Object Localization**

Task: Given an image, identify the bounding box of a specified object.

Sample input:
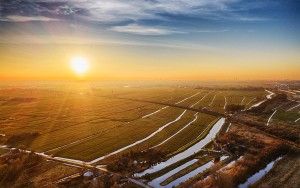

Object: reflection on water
[239,156,282,188]
[163,156,228,188]
[148,159,198,187]
[135,118,225,177]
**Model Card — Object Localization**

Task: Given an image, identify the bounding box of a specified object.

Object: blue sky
[1,1,299,41]
[0,0,299,80]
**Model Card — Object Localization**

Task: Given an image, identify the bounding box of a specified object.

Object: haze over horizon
[0,0,299,81]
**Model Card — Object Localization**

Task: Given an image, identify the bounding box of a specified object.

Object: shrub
[5,132,40,148]
[226,104,245,113]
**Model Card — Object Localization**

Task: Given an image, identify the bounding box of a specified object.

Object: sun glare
[70,56,89,75]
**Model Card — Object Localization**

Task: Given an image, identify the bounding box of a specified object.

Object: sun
[70,56,89,75]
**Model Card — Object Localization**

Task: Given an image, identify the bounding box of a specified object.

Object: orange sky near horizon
[0,42,299,81]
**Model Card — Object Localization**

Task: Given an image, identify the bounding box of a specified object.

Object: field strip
[151,93,212,149]
[287,103,300,111]
[209,93,217,106]
[147,159,198,187]
[134,118,225,177]
[272,103,286,110]
[42,121,126,154]
[45,92,204,155]
[162,160,214,187]
[88,110,188,164]
[0,145,87,167]
[151,113,199,149]
[175,92,201,104]
[40,103,153,135]
[265,89,275,99]
[223,96,227,109]
[190,92,209,108]
[161,155,228,187]
[44,132,104,153]
[240,97,245,105]
[142,91,201,119]
[246,98,256,106]
[176,118,218,154]
[142,106,169,119]
[267,110,277,126]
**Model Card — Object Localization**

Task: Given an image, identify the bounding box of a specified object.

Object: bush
[107,149,166,172]
[226,104,245,113]
[5,132,40,148]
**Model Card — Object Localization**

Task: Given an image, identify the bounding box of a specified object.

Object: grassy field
[0,148,7,155]
[272,110,300,124]
[0,86,268,162]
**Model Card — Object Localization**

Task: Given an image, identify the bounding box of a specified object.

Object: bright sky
[0,0,299,80]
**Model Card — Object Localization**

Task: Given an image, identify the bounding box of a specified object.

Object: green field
[0,86,268,162]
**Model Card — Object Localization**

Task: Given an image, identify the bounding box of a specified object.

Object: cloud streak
[0,0,270,23]
[1,15,59,22]
[0,0,277,35]
[110,24,184,35]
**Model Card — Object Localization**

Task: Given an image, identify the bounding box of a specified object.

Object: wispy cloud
[72,0,245,22]
[0,0,270,23]
[193,29,230,33]
[0,0,275,35]
[237,16,271,21]
[110,24,184,36]
[1,15,58,22]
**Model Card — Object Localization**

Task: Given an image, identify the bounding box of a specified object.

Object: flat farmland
[0,86,269,163]
[178,89,267,113]
[51,106,186,160]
